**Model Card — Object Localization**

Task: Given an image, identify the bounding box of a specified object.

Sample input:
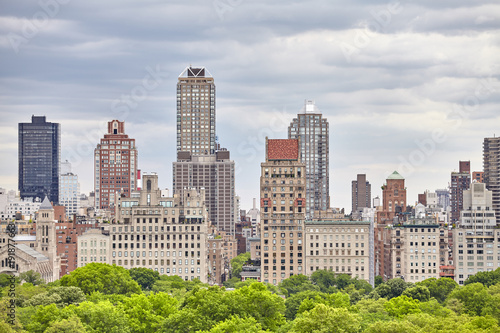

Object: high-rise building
[435,189,450,210]
[260,138,306,285]
[19,116,60,204]
[453,182,499,284]
[483,137,500,225]
[173,150,236,235]
[94,120,138,211]
[288,100,329,218]
[450,161,470,224]
[59,160,80,218]
[177,66,216,155]
[351,174,371,216]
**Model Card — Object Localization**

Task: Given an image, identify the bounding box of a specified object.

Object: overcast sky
[1,0,499,212]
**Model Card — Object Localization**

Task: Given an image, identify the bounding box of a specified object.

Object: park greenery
[1,264,500,332]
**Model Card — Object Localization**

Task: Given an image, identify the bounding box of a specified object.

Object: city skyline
[1,1,499,211]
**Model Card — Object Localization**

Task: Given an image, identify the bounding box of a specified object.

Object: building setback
[288,100,329,218]
[94,120,138,211]
[483,137,500,225]
[260,138,306,285]
[19,116,60,204]
[173,151,236,235]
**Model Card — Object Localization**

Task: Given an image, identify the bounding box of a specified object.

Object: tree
[447,282,492,316]
[0,273,19,288]
[365,319,420,333]
[225,282,286,331]
[417,277,457,303]
[202,316,266,333]
[25,286,86,307]
[129,267,160,290]
[374,278,412,300]
[464,267,500,287]
[285,290,326,320]
[45,316,86,333]
[60,263,141,295]
[374,276,383,287]
[19,270,45,285]
[402,285,430,302]
[384,295,421,317]
[278,274,319,297]
[310,269,336,292]
[290,304,361,333]
[230,252,250,279]
[72,300,131,333]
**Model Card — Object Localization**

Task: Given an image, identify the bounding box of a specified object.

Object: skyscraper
[177,66,216,155]
[173,150,236,235]
[352,174,371,216]
[288,100,329,218]
[260,138,306,285]
[18,116,60,204]
[450,161,470,224]
[483,137,500,225]
[94,120,138,210]
[173,66,237,234]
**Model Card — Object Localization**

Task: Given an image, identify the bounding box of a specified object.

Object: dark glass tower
[19,116,60,204]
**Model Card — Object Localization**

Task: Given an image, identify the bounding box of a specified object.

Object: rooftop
[39,196,53,210]
[305,220,371,225]
[267,139,299,161]
[387,171,404,180]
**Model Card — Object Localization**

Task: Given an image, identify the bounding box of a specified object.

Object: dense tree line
[2,264,500,332]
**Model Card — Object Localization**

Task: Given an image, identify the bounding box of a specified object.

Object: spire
[39,196,53,210]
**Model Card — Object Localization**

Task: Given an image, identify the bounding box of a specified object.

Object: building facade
[453,182,499,285]
[352,174,371,217]
[19,116,60,204]
[450,161,471,225]
[288,100,329,218]
[177,66,216,155]
[305,220,372,283]
[483,137,500,225]
[260,138,306,285]
[109,174,209,282]
[94,120,138,211]
[173,150,235,235]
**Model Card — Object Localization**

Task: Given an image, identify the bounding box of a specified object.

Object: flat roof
[305,220,371,225]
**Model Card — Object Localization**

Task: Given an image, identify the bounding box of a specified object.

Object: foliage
[417,277,458,303]
[464,267,500,287]
[296,292,351,317]
[285,290,326,320]
[230,252,250,279]
[384,295,421,317]
[374,276,383,287]
[19,270,45,286]
[372,278,412,300]
[278,274,319,297]
[129,267,160,290]
[45,315,87,333]
[289,304,361,333]
[59,263,141,295]
[202,316,266,333]
[447,282,492,316]
[24,286,86,307]
[402,285,430,302]
[0,274,19,288]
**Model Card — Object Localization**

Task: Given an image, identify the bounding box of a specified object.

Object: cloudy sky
[1,0,499,212]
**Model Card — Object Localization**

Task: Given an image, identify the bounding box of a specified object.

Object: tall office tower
[288,100,329,218]
[450,161,471,224]
[484,137,500,225]
[351,174,371,216]
[19,116,60,204]
[177,66,216,155]
[453,182,498,285]
[59,160,80,218]
[260,138,306,285]
[94,120,138,211]
[173,150,235,235]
